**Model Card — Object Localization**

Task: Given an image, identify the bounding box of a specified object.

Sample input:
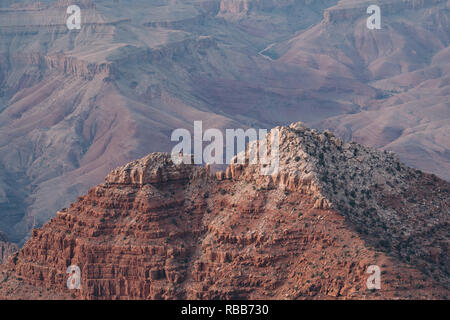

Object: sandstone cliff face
[0,123,448,300]
[218,0,332,19]
[218,0,323,16]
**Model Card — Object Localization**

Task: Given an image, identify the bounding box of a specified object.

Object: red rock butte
[0,123,448,299]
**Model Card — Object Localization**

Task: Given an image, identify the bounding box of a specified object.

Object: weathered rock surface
[0,123,448,300]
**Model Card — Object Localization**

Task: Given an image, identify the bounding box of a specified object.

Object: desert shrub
[379,239,390,248]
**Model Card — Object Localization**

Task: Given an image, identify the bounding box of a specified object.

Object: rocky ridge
[0,122,448,299]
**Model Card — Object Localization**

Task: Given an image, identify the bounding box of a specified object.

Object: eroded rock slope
[0,122,448,299]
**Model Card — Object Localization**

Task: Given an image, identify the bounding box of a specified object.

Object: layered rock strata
[0,123,448,299]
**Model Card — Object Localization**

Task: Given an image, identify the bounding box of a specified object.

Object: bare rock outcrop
[0,123,448,300]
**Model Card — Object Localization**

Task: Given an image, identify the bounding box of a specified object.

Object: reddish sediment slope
[0,123,448,299]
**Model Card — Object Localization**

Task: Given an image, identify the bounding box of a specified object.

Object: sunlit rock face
[0,124,448,300]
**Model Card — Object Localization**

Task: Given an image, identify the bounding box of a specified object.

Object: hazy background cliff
[0,0,448,244]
